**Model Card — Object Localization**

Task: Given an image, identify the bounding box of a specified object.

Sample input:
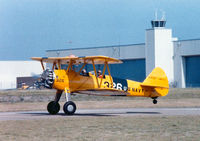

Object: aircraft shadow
[21,111,161,117]
[20,112,116,117]
[21,112,114,117]
[74,112,161,116]
[126,112,160,114]
[74,113,115,117]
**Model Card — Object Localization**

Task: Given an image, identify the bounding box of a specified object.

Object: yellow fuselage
[53,69,168,98]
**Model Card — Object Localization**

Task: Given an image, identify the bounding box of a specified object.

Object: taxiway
[0,107,200,121]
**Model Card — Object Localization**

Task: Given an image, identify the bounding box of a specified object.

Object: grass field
[0,88,200,141]
[1,88,200,96]
[1,88,200,101]
[0,116,200,141]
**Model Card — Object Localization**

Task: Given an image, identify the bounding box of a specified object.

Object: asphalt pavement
[0,108,200,121]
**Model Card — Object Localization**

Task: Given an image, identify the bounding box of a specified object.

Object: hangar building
[46,20,200,88]
[0,61,43,89]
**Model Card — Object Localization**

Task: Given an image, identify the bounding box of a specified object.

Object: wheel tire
[153,99,157,104]
[47,101,60,115]
[63,101,76,115]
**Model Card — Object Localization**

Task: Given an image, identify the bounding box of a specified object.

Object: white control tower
[145,15,174,84]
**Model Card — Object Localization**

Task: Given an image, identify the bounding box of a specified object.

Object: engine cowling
[40,69,55,89]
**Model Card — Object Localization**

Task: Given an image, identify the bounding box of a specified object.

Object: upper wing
[31,56,80,64]
[83,56,122,64]
[31,55,123,64]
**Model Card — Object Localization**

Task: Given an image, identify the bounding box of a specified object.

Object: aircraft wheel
[153,99,157,104]
[47,101,60,115]
[63,101,76,115]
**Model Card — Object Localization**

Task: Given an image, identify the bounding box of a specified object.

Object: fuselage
[51,69,167,98]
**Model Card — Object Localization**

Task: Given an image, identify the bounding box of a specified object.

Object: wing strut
[92,59,100,88]
[66,60,72,72]
[40,60,45,71]
[52,62,57,70]
[106,62,112,84]
[78,62,87,74]
[99,62,107,87]
[57,60,61,70]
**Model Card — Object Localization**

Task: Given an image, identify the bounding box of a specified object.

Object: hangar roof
[46,43,145,52]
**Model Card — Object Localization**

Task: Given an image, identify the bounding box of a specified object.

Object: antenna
[161,10,166,20]
[155,9,158,20]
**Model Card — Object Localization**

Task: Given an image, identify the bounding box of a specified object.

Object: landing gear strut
[47,89,76,115]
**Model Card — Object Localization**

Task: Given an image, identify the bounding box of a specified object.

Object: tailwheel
[63,101,76,115]
[153,99,158,104]
[47,101,60,115]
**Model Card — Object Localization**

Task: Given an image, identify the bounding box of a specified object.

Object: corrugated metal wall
[46,44,145,60]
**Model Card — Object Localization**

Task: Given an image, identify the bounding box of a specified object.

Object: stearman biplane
[31,55,169,115]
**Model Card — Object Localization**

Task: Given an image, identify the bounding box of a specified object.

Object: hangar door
[109,59,146,82]
[185,56,200,87]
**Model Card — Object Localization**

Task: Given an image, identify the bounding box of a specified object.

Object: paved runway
[0,108,200,121]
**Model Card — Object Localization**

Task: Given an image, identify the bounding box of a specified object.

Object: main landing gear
[63,89,76,115]
[47,101,60,115]
[47,89,76,115]
[152,97,158,104]
[63,101,76,115]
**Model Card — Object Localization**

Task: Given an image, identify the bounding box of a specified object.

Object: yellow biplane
[31,55,169,115]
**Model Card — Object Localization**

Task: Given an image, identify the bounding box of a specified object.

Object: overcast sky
[0,0,200,60]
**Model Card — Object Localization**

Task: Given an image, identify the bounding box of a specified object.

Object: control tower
[145,14,174,84]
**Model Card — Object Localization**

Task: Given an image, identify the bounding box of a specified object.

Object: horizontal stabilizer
[141,84,169,89]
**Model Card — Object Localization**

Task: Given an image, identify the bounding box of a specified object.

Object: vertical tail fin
[141,67,169,97]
